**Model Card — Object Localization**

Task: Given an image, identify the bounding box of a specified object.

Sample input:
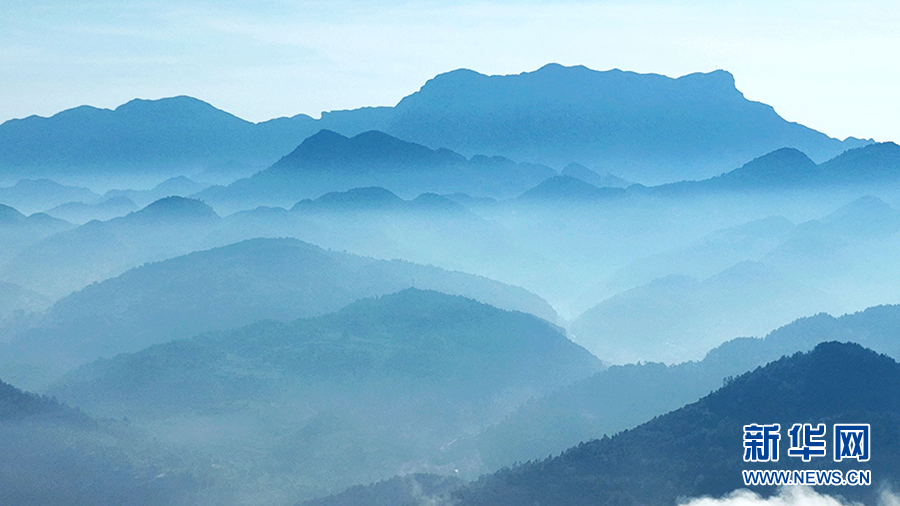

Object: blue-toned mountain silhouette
[327,64,869,182]
[104,176,208,208]
[447,304,900,473]
[46,289,599,500]
[45,196,138,224]
[2,197,222,299]
[559,163,631,188]
[451,341,900,506]
[0,203,73,268]
[0,96,317,175]
[0,65,870,184]
[651,142,900,195]
[518,175,626,202]
[197,130,556,208]
[2,238,557,387]
[0,179,102,215]
[49,288,594,418]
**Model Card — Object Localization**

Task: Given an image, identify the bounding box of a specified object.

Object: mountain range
[0,64,870,185]
[454,341,899,506]
[569,193,900,364]
[295,341,900,506]
[196,129,556,209]
[45,289,600,501]
[1,196,222,299]
[0,179,102,214]
[652,142,900,195]
[450,303,900,472]
[202,137,900,214]
[2,238,556,388]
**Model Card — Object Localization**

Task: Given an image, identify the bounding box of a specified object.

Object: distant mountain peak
[821,195,900,236]
[315,187,403,207]
[275,129,461,172]
[129,196,219,222]
[410,192,468,213]
[0,203,26,223]
[298,128,348,145]
[675,68,737,89]
[114,95,228,117]
[519,175,626,201]
[826,194,894,218]
[560,163,631,188]
[708,147,819,188]
[819,141,900,183]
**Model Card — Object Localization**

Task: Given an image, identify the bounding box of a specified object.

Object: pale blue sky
[2,0,898,142]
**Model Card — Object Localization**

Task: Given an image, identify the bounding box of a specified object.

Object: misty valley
[3,64,900,506]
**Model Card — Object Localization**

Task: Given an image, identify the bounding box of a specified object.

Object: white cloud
[681,486,899,506]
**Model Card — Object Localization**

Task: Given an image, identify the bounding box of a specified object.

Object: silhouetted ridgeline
[44,289,600,500]
[2,238,558,388]
[454,342,900,506]
[2,196,221,299]
[0,65,869,185]
[0,179,102,214]
[650,142,900,195]
[197,129,556,207]
[322,64,867,182]
[430,303,900,472]
[0,96,317,174]
[0,203,73,272]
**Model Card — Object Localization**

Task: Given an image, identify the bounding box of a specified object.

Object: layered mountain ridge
[0,65,871,185]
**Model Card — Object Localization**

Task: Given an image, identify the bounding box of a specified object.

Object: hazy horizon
[3,2,900,504]
[3,0,899,143]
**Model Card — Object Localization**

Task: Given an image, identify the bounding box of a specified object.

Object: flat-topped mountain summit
[0,65,869,185]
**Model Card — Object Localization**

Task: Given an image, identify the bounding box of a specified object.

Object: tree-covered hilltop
[448,304,900,475]
[4,237,556,388]
[456,342,900,506]
[50,288,597,419]
[46,289,600,500]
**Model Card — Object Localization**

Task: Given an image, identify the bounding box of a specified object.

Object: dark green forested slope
[459,304,900,472]
[456,342,900,506]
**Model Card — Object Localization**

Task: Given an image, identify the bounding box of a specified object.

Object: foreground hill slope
[456,341,900,506]
[457,304,900,471]
[1,378,203,506]
[47,289,600,500]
